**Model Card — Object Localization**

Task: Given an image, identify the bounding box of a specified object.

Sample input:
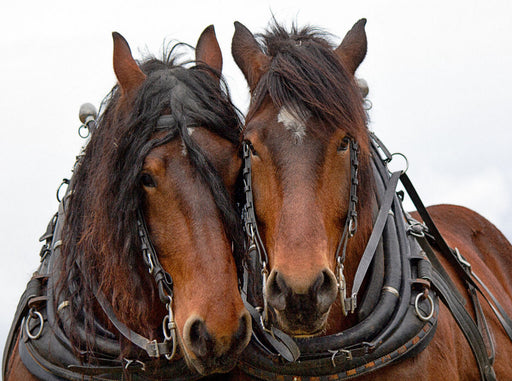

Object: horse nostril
[314,269,338,313]
[265,271,289,311]
[234,310,252,345]
[185,318,211,358]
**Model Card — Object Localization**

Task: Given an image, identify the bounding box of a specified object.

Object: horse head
[232,20,374,336]
[61,26,251,375]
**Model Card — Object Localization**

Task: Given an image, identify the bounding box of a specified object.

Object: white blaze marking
[181,128,195,156]
[277,106,308,143]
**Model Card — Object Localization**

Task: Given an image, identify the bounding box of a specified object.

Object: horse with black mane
[231,19,512,380]
[3,26,251,380]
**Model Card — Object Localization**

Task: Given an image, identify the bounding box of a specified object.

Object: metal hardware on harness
[388,152,409,174]
[162,296,177,360]
[415,291,434,322]
[78,103,97,138]
[146,251,155,274]
[57,300,70,312]
[124,358,146,371]
[454,247,471,270]
[333,139,360,316]
[25,309,44,340]
[56,178,70,203]
[382,286,400,298]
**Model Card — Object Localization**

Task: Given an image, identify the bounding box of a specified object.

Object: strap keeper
[145,340,160,358]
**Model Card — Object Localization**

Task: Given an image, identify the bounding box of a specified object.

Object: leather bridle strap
[241,141,300,362]
[94,290,174,358]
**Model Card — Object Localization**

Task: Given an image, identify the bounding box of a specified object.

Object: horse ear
[196,25,223,80]
[232,21,270,92]
[112,32,146,95]
[334,19,367,75]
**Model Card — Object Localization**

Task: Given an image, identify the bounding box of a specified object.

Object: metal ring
[415,292,434,321]
[78,124,90,139]
[389,152,409,174]
[56,179,69,202]
[25,311,44,340]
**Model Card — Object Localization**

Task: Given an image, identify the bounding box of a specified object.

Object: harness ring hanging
[415,291,435,322]
[25,310,44,340]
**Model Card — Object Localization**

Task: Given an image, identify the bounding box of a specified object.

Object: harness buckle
[408,223,426,238]
[146,340,160,358]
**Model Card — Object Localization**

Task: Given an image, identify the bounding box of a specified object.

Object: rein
[239,132,512,380]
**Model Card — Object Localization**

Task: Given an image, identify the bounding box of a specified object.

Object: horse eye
[337,137,351,152]
[141,173,157,188]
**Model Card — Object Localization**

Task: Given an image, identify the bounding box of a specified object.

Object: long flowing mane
[58,48,243,345]
[248,22,375,252]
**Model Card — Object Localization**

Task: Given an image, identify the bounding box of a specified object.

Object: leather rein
[239,132,512,381]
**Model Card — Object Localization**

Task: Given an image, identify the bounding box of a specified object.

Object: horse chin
[272,309,329,338]
[182,349,238,376]
[179,334,241,376]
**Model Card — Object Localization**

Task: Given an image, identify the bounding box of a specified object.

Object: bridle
[85,114,181,361]
[240,137,367,361]
[241,138,362,319]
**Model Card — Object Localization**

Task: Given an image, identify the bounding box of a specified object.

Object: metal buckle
[408,223,425,238]
[146,340,160,358]
[328,349,353,367]
[145,251,154,274]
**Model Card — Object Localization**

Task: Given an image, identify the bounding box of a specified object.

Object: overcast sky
[1,0,511,353]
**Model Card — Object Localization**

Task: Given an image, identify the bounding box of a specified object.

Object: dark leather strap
[94,291,173,358]
[351,171,401,305]
[401,173,512,342]
[430,270,496,380]
[243,300,300,362]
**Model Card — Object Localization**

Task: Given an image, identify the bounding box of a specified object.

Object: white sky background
[1,0,511,353]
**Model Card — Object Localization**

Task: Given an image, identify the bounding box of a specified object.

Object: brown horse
[3,26,251,380]
[231,19,512,380]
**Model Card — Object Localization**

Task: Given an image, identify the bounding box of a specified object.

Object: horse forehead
[277,106,309,143]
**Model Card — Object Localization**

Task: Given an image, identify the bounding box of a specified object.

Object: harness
[239,132,512,380]
[2,112,201,381]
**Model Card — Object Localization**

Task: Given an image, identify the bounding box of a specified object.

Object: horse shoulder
[4,332,39,381]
